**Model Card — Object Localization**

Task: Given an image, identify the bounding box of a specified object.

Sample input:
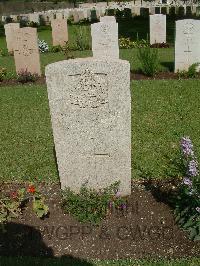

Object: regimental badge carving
[100,24,110,34]
[70,69,108,108]
[183,21,195,36]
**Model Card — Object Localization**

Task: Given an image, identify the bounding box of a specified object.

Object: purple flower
[108,201,113,209]
[183,177,193,187]
[188,160,199,177]
[115,191,121,198]
[196,207,200,213]
[180,137,194,157]
[120,203,127,210]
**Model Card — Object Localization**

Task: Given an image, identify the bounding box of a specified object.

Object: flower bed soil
[0,179,199,260]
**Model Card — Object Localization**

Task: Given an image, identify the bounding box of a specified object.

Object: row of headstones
[44,0,197,195]
[4,15,200,76]
[95,14,200,73]
[2,4,200,25]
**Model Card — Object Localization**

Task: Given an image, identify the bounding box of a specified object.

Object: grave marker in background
[4,23,20,53]
[150,14,166,44]
[51,18,68,46]
[14,27,41,75]
[91,21,119,58]
[175,19,200,72]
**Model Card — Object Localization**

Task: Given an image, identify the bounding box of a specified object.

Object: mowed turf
[0,47,174,77]
[0,79,200,182]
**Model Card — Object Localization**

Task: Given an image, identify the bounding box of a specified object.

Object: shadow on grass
[160,61,174,72]
[0,222,93,265]
[143,152,184,208]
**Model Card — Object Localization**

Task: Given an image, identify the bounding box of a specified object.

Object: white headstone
[175,19,200,72]
[45,58,131,196]
[4,23,20,53]
[14,27,41,75]
[29,13,40,24]
[91,22,119,59]
[51,18,68,46]
[150,14,166,44]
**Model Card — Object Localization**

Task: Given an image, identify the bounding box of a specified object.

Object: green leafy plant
[62,181,127,224]
[187,63,199,78]
[62,43,74,59]
[0,183,49,231]
[137,47,159,76]
[50,45,63,53]
[73,26,91,51]
[17,69,39,83]
[178,63,200,79]
[0,188,25,227]
[174,137,200,241]
[0,67,7,81]
[119,37,149,49]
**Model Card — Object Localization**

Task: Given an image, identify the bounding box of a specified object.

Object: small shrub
[38,39,49,53]
[174,137,200,241]
[5,17,13,24]
[178,63,199,79]
[155,7,160,14]
[17,69,39,84]
[0,67,7,82]
[67,15,74,25]
[19,19,28,28]
[91,9,98,22]
[178,6,185,17]
[106,9,115,16]
[119,37,149,49]
[28,21,39,28]
[50,45,63,53]
[73,26,91,51]
[187,63,199,78]
[137,47,159,76]
[62,181,127,224]
[62,43,74,59]
[0,22,5,37]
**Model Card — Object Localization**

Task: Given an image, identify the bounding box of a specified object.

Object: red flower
[10,191,18,199]
[27,185,36,194]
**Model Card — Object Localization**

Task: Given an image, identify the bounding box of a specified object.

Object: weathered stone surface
[56,12,63,20]
[150,14,166,44]
[73,11,79,23]
[175,19,200,72]
[45,58,131,196]
[14,27,41,75]
[91,22,119,59]
[4,23,20,53]
[51,18,68,46]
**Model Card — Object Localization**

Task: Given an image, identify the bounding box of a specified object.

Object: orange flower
[27,185,36,194]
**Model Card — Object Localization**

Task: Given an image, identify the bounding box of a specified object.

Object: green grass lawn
[0,79,200,182]
[0,47,174,77]
[0,257,200,266]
